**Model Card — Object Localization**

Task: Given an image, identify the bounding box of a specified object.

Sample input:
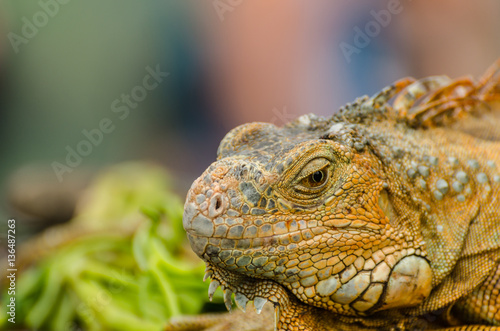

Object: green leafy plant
[1,163,221,331]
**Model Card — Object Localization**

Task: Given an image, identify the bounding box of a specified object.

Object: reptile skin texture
[166,60,500,330]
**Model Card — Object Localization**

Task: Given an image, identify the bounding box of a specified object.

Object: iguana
[169,60,500,330]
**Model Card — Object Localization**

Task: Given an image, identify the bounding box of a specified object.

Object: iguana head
[183,100,433,320]
[180,59,500,330]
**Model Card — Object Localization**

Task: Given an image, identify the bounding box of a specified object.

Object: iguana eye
[302,169,328,188]
[294,157,331,195]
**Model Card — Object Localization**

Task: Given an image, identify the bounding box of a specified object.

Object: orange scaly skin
[167,60,500,330]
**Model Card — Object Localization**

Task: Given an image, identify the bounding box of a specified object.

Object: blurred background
[1,0,500,231]
[0,1,499,330]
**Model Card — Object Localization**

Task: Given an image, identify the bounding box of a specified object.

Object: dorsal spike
[385,60,500,128]
[393,76,452,117]
[368,77,415,108]
[478,58,500,99]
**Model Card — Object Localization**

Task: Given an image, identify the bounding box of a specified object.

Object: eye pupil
[312,171,324,183]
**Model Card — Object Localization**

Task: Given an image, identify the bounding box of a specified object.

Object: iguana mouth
[202,262,289,330]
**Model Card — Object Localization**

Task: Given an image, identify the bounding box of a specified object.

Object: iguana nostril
[209,193,226,218]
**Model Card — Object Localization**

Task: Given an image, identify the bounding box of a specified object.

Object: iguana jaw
[202,261,289,330]
[198,256,433,331]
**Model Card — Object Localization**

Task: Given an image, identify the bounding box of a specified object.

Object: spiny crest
[333,58,500,129]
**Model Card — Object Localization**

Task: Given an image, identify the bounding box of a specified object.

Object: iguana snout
[183,157,275,257]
